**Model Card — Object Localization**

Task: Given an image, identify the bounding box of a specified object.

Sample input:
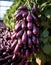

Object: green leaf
[43,44,51,55]
[37,0,50,5]
[40,29,49,44]
[41,1,51,8]
[41,29,49,38]
[44,8,51,19]
[41,37,48,44]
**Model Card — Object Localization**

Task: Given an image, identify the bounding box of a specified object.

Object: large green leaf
[43,44,51,55]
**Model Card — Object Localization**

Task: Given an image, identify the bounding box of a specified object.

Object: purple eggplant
[15,22,21,32]
[32,36,37,44]
[18,38,22,47]
[22,21,27,30]
[11,40,17,50]
[33,25,39,36]
[27,30,32,37]
[27,22,33,30]
[22,11,28,17]
[28,38,32,48]
[0,38,3,44]
[2,52,8,57]
[22,32,27,44]
[26,49,30,58]
[12,54,16,61]
[26,14,33,22]
[18,6,27,11]
[32,4,38,15]
[32,15,40,26]
[16,11,23,20]
[14,44,20,54]
[0,58,5,63]
[11,33,16,40]
[16,30,23,38]
[5,55,12,60]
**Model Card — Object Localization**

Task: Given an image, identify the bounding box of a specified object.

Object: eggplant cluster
[0,4,40,65]
[0,27,24,65]
[11,5,40,61]
[0,27,13,65]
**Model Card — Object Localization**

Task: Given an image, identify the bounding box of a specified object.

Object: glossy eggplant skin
[22,32,27,44]
[27,22,33,30]
[16,30,23,38]
[22,21,27,30]
[26,14,33,22]
[15,22,21,32]
[27,30,32,37]
[16,11,23,21]
[33,25,39,36]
